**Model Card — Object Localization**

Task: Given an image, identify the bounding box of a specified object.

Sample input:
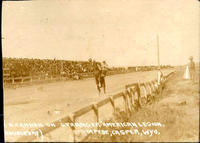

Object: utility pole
[157,34,160,69]
[157,34,163,87]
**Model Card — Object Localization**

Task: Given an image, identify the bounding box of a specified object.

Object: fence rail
[3,70,134,87]
[3,69,170,87]
[15,71,175,142]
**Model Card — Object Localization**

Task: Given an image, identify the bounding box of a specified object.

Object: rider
[100,61,109,94]
[92,60,102,95]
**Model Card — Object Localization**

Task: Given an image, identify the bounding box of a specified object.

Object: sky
[2,0,199,66]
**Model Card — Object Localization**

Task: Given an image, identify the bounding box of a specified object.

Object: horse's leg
[97,84,101,93]
[99,75,102,88]
[101,77,106,94]
[95,76,101,95]
[104,79,106,94]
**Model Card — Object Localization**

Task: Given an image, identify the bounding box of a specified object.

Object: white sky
[2,0,199,66]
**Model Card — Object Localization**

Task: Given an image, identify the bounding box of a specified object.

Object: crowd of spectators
[3,57,98,78]
[3,57,172,79]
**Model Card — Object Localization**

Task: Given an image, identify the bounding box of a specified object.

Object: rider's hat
[189,56,193,60]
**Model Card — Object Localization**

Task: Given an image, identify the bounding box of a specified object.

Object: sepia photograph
[2,0,199,142]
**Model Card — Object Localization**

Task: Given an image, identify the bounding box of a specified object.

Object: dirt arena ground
[4,69,173,141]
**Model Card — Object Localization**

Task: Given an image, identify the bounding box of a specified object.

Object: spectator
[2,57,171,81]
[188,56,196,83]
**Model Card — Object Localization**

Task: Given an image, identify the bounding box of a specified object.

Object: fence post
[149,81,154,93]
[144,83,150,102]
[136,83,142,108]
[122,91,128,113]
[157,82,162,95]
[67,114,76,142]
[148,82,152,95]
[130,88,136,112]
[125,90,131,114]
[109,97,115,114]
[152,81,158,95]
[92,104,99,123]
[132,88,138,111]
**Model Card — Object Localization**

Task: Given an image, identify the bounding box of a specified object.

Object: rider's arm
[105,64,109,70]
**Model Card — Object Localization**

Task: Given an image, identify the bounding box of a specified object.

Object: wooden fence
[3,70,133,88]
[15,71,174,142]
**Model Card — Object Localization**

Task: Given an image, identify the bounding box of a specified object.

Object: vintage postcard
[2,0,199,142]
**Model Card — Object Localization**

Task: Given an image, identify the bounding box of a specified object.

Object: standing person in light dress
[188,56,196,83]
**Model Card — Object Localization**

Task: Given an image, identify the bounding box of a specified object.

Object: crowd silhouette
[3,57,172,80]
